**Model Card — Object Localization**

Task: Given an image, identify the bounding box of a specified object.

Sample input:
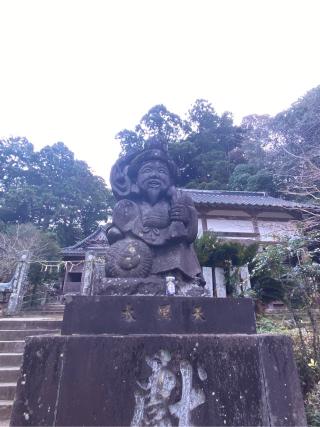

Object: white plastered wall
[206,218,254,233]
[257,220,298,242]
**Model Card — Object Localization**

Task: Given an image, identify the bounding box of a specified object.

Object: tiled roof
[182,189,310,210]
[62,225,109,255]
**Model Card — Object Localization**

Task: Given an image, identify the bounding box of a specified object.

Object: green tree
[240,114,272,169]
[0,138,114,246]
[229,164,276,194]
[171,101,243,188]
[270,86,320,210]
[116,86,320,198]
[137,104,188,144]
[116,104,188,156]
[117,100,243,189]
[238,86,320,205]
[116,130,144,156]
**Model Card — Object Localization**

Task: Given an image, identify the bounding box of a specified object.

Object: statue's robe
[112,191,201,280]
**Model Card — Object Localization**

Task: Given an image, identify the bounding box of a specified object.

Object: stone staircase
[40,302,65,313]
[23,304,65,317]
[0,316,62,425]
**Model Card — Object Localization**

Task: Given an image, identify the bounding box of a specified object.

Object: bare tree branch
[0,224,59,281]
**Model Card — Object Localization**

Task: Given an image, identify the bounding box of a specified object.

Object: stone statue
[103,141,204,294]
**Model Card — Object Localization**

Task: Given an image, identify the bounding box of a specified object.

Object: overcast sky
[0,0,319,183]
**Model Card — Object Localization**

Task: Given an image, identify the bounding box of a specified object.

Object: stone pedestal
[10,297,306,426]
[61,296,256,335]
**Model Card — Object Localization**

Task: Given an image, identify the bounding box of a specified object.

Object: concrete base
[11,334,306,426]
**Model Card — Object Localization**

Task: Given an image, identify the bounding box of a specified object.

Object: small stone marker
[7,250,31,315]
[215,267,227,298]
[80,251,96,296]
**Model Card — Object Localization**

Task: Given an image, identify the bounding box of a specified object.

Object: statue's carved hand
[170,203,190,225]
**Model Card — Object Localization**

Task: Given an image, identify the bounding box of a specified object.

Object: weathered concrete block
[11,334,306,426]
[62,296,256,335]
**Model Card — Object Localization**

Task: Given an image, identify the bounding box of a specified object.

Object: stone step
[37,312,64,316]
[0,353,23,367]
[21,311,64,316]
[0,400,12,422]
[39,312,64,315]
[41,309,65,314]
[42,304,65,309]
[0,384,16,401]
[0,319,62,330]
[20,310,63,322]
[266,311,320,317]
[0,330,60,341]
[265,310,320,317]
[265,314,320,325]
[0,342,25,354]
[0,368,19,382]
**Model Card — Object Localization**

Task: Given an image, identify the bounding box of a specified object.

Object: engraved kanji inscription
[192,306,205,321]
[122,304,136,322]
[158,304,172,320]
[131,350,207,427]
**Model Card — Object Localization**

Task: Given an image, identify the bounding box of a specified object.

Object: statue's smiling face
[136,160,171,195]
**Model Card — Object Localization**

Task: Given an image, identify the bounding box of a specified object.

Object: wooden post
[7,250,31,315]
[81,251,95,296]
